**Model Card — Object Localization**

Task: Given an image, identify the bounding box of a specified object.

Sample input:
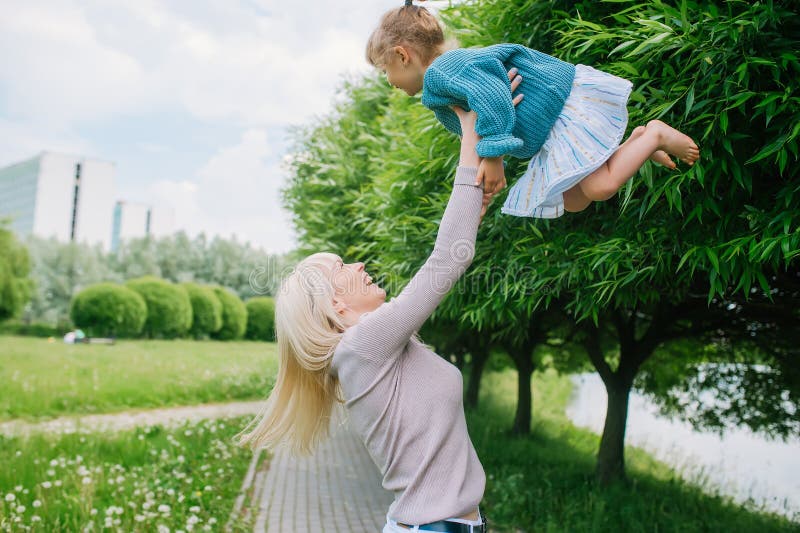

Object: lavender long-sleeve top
[330,166,486,525]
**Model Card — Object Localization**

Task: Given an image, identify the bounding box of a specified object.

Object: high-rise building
[111,201,175,251]
[0,152,115,249]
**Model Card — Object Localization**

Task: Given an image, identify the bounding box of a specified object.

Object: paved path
[0,400,265,436]
[244,407,393,532]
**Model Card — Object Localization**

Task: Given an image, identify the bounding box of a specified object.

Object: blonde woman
[238,72,524,533]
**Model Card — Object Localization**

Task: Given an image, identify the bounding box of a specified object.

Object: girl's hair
[236,252,347,456]
[366,4,447,67]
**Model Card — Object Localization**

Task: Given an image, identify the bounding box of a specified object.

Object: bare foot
[647,120,700,165]
[649,150,676,169]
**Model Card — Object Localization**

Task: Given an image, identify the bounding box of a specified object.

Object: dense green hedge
[126,276,192,338]
[69,283,147,337]
[182,282,223,338]
[211,286,247,340]
[245,297,276,341]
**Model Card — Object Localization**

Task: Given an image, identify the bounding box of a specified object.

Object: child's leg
[579,120,699,202]
[564,125,675,213]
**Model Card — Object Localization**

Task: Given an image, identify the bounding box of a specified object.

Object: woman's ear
[332,297,348,315]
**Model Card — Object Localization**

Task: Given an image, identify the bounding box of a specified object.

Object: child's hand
[477,156,506,196]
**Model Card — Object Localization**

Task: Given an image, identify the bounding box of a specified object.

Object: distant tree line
[18,230,290,328]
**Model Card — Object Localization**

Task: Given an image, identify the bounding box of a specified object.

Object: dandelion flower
[5,493,15,502]
[33,500,42,508]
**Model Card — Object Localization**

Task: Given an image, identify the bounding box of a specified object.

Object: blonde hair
[236,252,347,456]
[366,4,449,67]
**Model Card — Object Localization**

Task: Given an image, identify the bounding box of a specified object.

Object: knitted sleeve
[456,60,524,158]
[423,66,464,138]
[344,166,483,361]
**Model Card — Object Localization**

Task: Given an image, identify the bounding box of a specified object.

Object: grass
[0,417,257,532]
[469,369,798,532]
[0,336,278,421]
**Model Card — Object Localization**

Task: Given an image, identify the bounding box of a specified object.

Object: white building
[0,152,115,249]
[111,201,175,251]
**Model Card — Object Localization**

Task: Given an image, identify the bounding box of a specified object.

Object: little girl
[366,1,700,218]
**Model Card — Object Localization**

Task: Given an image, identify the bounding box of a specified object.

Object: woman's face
[327,255,386,317]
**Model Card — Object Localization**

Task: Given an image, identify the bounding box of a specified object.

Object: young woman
[237,71,525,533]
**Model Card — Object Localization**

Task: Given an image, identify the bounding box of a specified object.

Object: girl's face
[328,256,386,318]
[381,46,426,96]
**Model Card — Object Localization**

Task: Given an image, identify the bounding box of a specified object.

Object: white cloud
[148,129,295,253]
[0,0,452,251]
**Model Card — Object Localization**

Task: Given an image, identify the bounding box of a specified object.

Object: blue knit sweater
[421,44,576,159]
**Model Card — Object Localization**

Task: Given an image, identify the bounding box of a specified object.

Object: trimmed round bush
[70,283,147,337]
[126,276,192,338]
[181,282,223,338]
[211,286,247,340]
[245,297,276,341]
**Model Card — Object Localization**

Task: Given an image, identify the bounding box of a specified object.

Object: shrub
[69,283,147,337]
[211,286,247,340]
[126,276,192,338]
[181,282,223,338]
[245,297,276,341]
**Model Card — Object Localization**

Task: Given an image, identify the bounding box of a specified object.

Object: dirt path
[0,400,265,436]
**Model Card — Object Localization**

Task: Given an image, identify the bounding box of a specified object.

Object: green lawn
[0,417,257,532]
[471,369,796,532]
[1,335,795,531]
[0,336,278,421]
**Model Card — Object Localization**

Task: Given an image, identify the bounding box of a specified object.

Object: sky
[0,0,448,253]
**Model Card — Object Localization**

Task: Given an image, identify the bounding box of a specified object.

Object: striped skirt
[501,64,633,218]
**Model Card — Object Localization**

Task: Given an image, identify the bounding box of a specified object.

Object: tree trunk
[465,346,489,409]
[511,352,534,435]
[595,378,632,485]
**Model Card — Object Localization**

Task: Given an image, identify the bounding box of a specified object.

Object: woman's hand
[454,67,524,218]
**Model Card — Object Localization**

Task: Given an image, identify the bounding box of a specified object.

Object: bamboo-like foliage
[284,0,799,466]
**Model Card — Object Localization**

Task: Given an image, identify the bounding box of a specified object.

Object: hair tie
[404,0,413,6]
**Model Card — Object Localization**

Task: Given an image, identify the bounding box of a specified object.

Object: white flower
[54,480,62,487]
[4,493,15,502]
[203,486,212,492]
[158,504,171,513]
[32,515,41,522]
[47,469,55,476]
[32,500,41,508]
[207,518,217,525]
[16,505,26,513]
[41,481,52,489]
[49,459,58,467]
[15,451,22,457]
[14,485,22,492]
[157,525,170,533]
[187,514,199,525]
[82,477,92,485]
[135,514,146,522]
[90,508,98,516]
[189,506,200,513]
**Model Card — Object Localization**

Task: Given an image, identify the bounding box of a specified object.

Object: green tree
[245,297,276,341]
[285,0,799,486]
[182,282,223,339]
[69,283,147,337]
[126,276,193,338]
[212,286,247,340]
[0,222,33,320]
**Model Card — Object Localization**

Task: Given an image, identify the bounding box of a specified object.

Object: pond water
[565,373,800,521]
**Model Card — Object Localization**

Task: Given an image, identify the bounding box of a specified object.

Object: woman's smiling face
[328,255,386,318]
